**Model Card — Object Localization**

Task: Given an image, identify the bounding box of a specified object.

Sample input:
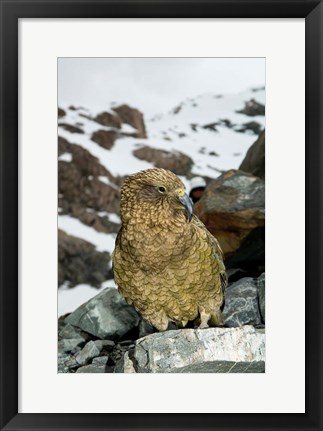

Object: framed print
[1,1,322,430]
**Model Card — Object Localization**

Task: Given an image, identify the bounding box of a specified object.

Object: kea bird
[112,168,227,331]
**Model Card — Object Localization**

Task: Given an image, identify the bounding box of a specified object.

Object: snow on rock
[58,152,73,162]
[58,126,154,177]
[58,215,116,254]
[121,123,138,134]
[146,88,265,177]
[96,211,121,224]
[58,87,265,179]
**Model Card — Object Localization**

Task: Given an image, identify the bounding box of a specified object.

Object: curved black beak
[178,193,193,222]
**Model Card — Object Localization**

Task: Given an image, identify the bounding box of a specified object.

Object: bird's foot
[198,322,209,329]
[198,308,211,329]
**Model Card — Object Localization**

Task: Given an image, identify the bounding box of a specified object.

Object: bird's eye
[158,186,166,193]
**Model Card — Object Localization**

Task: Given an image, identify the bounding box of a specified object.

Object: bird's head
[120,168,193,224]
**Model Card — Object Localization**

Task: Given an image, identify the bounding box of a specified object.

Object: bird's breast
[121,222,191,270]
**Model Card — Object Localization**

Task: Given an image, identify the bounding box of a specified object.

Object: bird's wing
[219,270,228,295]
[111,229,122,277]
[192,214,228,293]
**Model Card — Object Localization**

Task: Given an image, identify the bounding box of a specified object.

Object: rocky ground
[58,273,265,373]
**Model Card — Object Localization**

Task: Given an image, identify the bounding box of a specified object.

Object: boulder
[68,209,120,234]
[112,104,147,138]
[76,356,109,373]
[64,287,141,340]
[194,169,265,270]
[59,323,89,341]
[58,123,84,134]
[236,98,265,116]
[58,137,116,181]
[224,226,265,276]
[58,338,85,354]
[93,340,115,351]
[91,129,120,150]
[59,162,120,214]
[92,356,110,365]
[133,146,193,176]
[257,272,265,323]
[223,277,262,327]
[122,326,265,373]
[94,111,122,129]
[58,229,110,287]
[58,137,120,215]
[239,130,265,179]
[75,341,101,365]
[76,363,107,373]
[58,107,66,118]
[236,121,263,135]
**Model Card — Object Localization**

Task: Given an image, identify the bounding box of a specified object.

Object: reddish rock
[58,108,66,118]
[239,130,265,179]
[58,123,84,134]
[112,104,147,138]
[133,146,193,176]
[58,137,120,215]
[194,169,265,260]
[94,111,122,129]
[58,137,111,178]
[59,162,120,214]
[91,129,119,150]
[76,210,120,234]
[58,229,110,287]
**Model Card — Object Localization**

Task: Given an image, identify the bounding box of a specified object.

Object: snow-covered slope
[148,88,265,177]
[58,87,265,315]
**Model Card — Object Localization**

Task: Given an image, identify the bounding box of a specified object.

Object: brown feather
[112,168,226,331]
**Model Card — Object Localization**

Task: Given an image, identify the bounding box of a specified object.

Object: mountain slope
[58,86,265,315]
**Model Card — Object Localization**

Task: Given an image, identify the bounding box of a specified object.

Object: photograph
[1,0,321,426]
[57,57,266,374]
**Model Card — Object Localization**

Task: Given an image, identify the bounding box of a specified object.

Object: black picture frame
[1,1,322,430]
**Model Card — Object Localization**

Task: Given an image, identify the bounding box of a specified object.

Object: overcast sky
[58,57,265,116]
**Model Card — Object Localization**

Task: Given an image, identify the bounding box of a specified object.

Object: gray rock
[123,326,265,373]
[76,363,107,373]
[62,357,78,372]
[93,340,115,351]
[169,361,265,373]
[257,272,265,322]
[64,287,140,339]
[92,356,109,366]
[118,352,136,373]
[58,353,72,373]
[75,341,100,365]
[223,277,262,327]
[58,338,85,354]
[138,319,154,338]
[59,323,87,340]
